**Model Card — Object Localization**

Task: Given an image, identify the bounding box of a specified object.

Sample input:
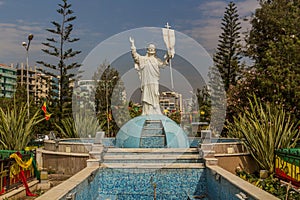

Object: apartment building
[159,91,182,114]
[0,63,17,98]
[16,63,51,101]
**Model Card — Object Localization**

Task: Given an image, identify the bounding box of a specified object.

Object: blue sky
[0,0,259,66]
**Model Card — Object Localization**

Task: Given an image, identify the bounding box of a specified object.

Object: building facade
[0,63,52,101]
[159,91,182,114]
[0,63,17,98]
[75,80,96,109]
[16,63,52,102]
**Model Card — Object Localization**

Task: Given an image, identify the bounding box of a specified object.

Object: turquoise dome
[116,115,189,148]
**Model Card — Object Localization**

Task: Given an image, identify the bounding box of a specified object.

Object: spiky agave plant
[55,117,77,138]
[55,111,104,138]
[0,103,44,150]
[227,95,299,173]
[75,112,105,138]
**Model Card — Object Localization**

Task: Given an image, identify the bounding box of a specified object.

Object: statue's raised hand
[129,37,135,49]
[129,37,134,44]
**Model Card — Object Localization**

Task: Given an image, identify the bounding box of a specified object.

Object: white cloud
[236,0,260,17]
[0,19,90,66]
[183,19,222,54]
[177,0,260,54]
[0,1,4,6]
[0,21,45,64]
[196,1,227,17]
[236,0,261,39]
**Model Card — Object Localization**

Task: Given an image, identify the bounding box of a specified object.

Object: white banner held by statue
[162,22,175,89]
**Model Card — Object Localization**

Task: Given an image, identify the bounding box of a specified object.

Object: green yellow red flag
[41,101,51,120]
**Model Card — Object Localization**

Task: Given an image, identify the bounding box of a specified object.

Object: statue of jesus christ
[129,37,171,115]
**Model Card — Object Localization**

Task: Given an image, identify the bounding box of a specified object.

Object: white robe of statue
[130,37,170,115]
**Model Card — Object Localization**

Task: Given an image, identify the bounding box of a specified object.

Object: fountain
[34,26,279,200]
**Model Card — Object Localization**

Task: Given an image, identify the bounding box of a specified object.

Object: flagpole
[169,59,174,90]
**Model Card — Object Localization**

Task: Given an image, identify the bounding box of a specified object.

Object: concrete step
[143,127,163,130]
[140,135,165,138]
[200,150,216,158]
[141,130,164,135]
[140,137,165,148]
[143,121,163,129]
[145,120,161,123]
[103,159,203,164]
[199,144,215,150]
[140,120,166,148]
[105,148,199,154]
[144,122,162,128]
[101,147,203,165]
[103,154,201,160]
[101,162,205,169]
[204,157,218,165]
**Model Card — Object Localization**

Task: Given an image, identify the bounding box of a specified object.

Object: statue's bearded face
[147,44,156,55]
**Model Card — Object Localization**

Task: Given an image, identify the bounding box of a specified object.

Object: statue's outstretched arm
[129,37,140,65]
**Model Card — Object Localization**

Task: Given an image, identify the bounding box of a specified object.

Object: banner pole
[170,58,174,90]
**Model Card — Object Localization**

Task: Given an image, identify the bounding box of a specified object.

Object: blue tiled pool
[63,167,258,200]
[72,168,207,200]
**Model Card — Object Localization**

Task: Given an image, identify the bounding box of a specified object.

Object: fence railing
[275,148,300,186]
[0,151,37,194]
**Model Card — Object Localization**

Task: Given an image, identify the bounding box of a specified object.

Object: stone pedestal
[89,144,104,160]
[88,132,105,166]
[87,159,100,167]
[205,157,218,166]
[40,170,48,183]
[36,148,43,170]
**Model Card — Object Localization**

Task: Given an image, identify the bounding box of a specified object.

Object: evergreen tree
[210,1,241,135]
[37,0,81,120]
[245,0,300,116]
[214,1,242,92]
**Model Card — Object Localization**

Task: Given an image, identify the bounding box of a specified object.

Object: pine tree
[37,0,81,119]
[209,2,242,135]
[214,1,242,92]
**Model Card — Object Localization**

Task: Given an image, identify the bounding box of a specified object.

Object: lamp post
[22,34,34,119]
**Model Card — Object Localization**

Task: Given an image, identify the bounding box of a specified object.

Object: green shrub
[227,95,299,173]
[55,111,104,138]
[236,170,300,199]
[0,103,43,150]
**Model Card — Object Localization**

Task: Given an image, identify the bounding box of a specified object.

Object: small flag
[45,113,52,121]
[108,111,112,121]
[41,101,51,120]
[41,101,47,113]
